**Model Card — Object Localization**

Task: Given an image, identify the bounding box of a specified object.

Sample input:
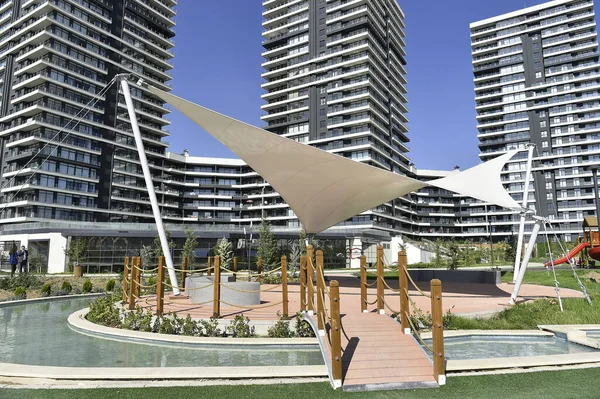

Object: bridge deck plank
[332,313,437,391]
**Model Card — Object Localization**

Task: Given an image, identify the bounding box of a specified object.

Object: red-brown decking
[310,312,438,391]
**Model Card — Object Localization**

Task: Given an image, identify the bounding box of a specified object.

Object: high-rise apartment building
[260,0,415,234]
[471,0,600,241]
[0,0,176,224]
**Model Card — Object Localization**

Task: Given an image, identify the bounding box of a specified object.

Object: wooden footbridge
[301,245,445,392]
[122,245,445,392]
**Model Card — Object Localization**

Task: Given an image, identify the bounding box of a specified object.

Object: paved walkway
[136,275,584,321]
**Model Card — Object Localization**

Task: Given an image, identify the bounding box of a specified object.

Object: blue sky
[166,0,596,171]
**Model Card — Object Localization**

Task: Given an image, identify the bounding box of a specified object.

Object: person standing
[8,242,18,277]
[17,245,28,274]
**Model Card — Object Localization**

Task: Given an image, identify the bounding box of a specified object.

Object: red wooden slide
[544,242,590,267]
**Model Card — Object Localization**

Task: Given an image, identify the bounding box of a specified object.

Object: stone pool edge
[69,308,321,349]
[0,363,328,381]
[0,293,103,308]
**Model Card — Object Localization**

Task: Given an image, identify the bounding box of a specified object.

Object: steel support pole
[514,144,535,282]
[510,218,543,304]
[120,78,180,295]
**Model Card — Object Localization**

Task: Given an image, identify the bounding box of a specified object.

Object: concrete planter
[73,265,83,277]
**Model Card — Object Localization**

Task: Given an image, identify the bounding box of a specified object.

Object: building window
[541,130,547,137]
[547,193,553,200]
[536,72,542,79]
[546,182,552,189]
[539,110,546,117]
[540,121,546,128]
[542,141,548,148]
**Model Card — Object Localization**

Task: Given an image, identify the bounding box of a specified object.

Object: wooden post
[257,257,263,283]
[128,257,138,310]
[181,256,188,290]
[122,256,130,304]
[376,245,384,314]
[233,256,238,280]
[281,255,288,317]
[213,255,221,318]
[399,250,410,333]
[306,244,314,313]
[207,256,212,276]
[360,255,367,313]
[136,256,142,299]
[156,256,165,316]
[316,249,325,332]
[431,279,445,385]
[330,280,342,388]
[300,255,307,311]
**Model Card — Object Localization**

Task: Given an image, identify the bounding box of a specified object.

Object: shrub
[294,312,315,337]
[40,283,52,297]
[200,317,222,337]
[262,274,282,284]
[157,314,177,335]
[61,281,73,293]
[105,279,116,292]
[181,314,199,336]
[82,279,93,293]
[85,295,121,327]
[122,307,144,330]
[226,314,255,338]
[139,310,154,332]
[267,312,294,338]
[0,274,41,290]
[13,286,27,300]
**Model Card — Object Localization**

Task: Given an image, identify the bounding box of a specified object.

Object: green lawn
[446,269,600,330]
[3,368,600,399]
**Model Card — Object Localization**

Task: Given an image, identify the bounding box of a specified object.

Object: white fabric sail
[145,85,428,233]
[429,150,526,212]
[142,83,526,233]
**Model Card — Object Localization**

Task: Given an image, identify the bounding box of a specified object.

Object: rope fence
[123,254,290,319]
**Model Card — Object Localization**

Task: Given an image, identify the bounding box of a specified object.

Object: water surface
[0,298,324,367]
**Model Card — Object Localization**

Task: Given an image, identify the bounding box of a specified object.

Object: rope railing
[139,254,290,318]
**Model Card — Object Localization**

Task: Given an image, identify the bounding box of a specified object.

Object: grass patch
[3,368,600,399]
[447,269,600,330]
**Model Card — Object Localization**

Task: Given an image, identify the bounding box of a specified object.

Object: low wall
[407,269,501,285]
[186,276,260,305]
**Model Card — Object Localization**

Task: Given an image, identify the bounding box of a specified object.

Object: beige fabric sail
[145,85,428,233]
[429,149,526,213]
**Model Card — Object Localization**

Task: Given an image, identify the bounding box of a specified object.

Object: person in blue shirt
[8,242,18,278]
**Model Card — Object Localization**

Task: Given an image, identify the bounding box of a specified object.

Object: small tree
[432,238,445,268]
[152,228,176,261]
[214,237,233,269]
[257,216,279,270]
[140,245,154,268]
[288,241,301,277]
[182,228,198,265]
[446,240,460,270]
[64,237,88,271]
[299,227,307,253]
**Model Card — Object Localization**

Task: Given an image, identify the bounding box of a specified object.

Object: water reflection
[0,298,323,368]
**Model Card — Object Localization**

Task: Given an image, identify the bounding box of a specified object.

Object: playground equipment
[542,217,600,267]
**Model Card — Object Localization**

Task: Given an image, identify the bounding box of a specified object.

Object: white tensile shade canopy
[144,84,525,234]
[431,149,525,213]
